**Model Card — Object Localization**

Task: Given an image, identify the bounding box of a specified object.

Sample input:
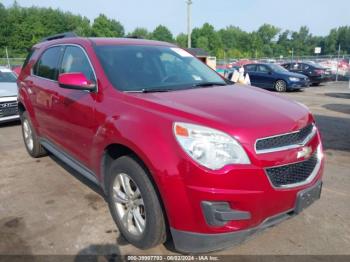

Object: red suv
[17,33,324,253]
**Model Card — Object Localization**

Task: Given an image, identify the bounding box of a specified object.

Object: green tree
[128,27,150,39]
[175,33,187,48]
[151,25,173,42]
[92,14,124,37]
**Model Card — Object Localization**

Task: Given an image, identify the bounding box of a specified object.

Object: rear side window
[290,63,301,70]
[245,64,256,72]
[257,65,269,73]
[302,64,310,70]
[282,64,290,69]
[22,48,36,70]
[34,46,62,80]
[60,46,96,82]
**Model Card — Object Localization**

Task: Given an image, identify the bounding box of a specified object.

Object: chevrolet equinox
[17,33,324,253]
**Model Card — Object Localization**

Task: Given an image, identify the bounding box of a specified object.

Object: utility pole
[5,47,10,68]
[335,44,341,82]
[187,0,193,48]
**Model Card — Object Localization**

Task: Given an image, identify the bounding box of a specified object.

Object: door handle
[52,93,62,104]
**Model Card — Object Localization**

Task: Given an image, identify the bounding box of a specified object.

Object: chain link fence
[0,58,25,69]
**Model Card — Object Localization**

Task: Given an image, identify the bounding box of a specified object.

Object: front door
[55,45,98,167]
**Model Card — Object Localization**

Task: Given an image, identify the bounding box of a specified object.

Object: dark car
[281,62,332,86]
[244,63,310,92]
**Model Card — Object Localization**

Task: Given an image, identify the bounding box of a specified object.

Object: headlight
[173,122,250,170]
[289,77,300,82]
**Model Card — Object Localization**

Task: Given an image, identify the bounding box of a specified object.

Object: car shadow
[324,93,350,99]
[48,154,106,200]
[0,119,21,127]
[314,114,350,152]
[75,244,122,262]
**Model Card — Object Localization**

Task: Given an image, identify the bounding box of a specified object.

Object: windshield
[0,71,17,83]
[95,45,226,92]
[269,64,289,73]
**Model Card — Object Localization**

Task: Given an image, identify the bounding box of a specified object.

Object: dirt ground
[0,81,349,256]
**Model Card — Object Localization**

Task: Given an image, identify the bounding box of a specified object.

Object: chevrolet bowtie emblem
[297,146,312,159]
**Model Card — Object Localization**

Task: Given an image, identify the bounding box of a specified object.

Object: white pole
[335,44,341,82]
[187,0,192,48]
[5,47,10,68]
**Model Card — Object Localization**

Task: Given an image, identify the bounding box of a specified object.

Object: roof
[186,48,209,57]
[34,37,175,49]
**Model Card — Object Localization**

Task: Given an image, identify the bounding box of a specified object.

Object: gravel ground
[0,81,349,256]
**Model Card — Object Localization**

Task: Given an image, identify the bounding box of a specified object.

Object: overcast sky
[2,0,349,36]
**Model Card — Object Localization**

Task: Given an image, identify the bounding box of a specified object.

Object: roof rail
[40,32,78,43]
[126,36,144,39]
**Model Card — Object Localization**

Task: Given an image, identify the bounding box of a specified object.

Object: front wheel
[274,80,287,92]
[107,156,167,249]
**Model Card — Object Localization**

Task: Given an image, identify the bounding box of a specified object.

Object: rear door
[30,46,65,141]
[244,64,257,86]
[255,64,274,89]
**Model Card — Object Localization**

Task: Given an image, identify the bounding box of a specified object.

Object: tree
[92,14,124,37]
[175,33,187,48]
[151,25,173,42]
[192,23,222,56]
[128,27,150,39]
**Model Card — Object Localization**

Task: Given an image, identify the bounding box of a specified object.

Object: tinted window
[22,48,36,69]
[282,64,290,69]
[0,71,17,82]
[244,64,256,72]
[257,65,270,73]
[290,63,301,70]
[60,46,96,82]
[95,45,226,92]
[302,64,310,70]
[34,46,62,80]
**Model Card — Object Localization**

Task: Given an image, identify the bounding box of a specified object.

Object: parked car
[0,67,19,123]
[18,33,324,253]
[281,62,332,86]
[244,63,310,92]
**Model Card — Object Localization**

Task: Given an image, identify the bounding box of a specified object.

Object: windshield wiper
[192,82,227,88]
[125,88,174,93]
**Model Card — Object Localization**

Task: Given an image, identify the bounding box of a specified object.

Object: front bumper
[172,180,322,253]
[288,80,310,89]
[0,114,20,123]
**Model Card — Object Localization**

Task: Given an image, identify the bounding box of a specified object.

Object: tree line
[0,2,349,58]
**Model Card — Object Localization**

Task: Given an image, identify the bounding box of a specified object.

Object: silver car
[0,67,19,123]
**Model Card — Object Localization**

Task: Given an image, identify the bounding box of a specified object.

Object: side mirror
[58,73,96,91]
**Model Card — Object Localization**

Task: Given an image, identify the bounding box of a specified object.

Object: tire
[21,111,47,158]
[274,80,287,92]
[312,83,321,86]
[107,155,167,249]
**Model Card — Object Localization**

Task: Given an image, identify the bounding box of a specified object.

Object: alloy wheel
[23,119,34,151]
[113,173,146,236]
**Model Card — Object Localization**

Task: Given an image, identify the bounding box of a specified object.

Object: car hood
[0,82,18,97]
[126,85,312,145]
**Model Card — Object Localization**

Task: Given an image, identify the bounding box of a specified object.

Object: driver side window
[60,46,96,83]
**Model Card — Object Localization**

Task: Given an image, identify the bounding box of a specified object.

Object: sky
[2,0,349,36]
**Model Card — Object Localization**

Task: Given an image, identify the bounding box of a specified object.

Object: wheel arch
[101,143,171,237]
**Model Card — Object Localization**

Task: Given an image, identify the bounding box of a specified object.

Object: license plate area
[295,181,322,214]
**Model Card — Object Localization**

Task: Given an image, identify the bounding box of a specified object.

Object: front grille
[255,124,315,153]
[265,151,318,188]
[0,101,18,117]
